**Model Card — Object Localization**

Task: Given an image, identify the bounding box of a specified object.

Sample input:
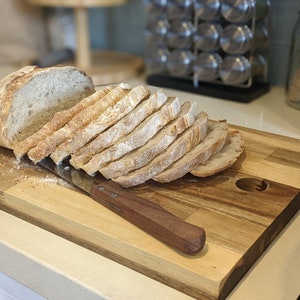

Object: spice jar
[145,46,170,73]
[144,18,170,47]
[167,20,194,49]
[219,55,252,84]
[167,49,195,76]
[220,24,253,54]
[166,0,194,20]
[221,0,270,23]
[194,22,223,52]
[195,0,221,21]
[193,52,222,81]
[286,11,300,110]
[144,0,167,18]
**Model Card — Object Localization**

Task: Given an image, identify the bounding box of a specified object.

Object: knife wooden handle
[90,181,206,255]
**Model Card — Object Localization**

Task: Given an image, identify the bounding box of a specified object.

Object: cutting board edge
[219,191,300,299]
[230,124,300,142]
[0,192,221,300]
[3,180,300,300]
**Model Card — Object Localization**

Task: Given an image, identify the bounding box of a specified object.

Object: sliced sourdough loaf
[0,65,94,149]
[13,85,114,159]
[100,101,195,179]
[153,120,229,183]
[190,130,245,177]
[50,85,150,164]
[113,111,208,188]
[70,89,168,169]
[82,96,181,175]
[27,83,130,163]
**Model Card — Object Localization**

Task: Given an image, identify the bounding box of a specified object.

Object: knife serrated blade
[38,157,206,255]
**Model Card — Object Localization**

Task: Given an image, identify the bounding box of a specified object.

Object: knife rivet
[64,166,70,171]
[111,193,118,198]
[98,186,105,191]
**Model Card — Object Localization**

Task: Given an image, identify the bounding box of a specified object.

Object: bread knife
[38,157,206,255]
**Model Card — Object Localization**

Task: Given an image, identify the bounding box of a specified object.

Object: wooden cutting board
[0,125,299,300]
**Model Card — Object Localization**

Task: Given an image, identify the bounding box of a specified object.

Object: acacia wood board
[0,125,299,300]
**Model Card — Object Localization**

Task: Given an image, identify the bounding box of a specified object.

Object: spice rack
[144,0,271,102]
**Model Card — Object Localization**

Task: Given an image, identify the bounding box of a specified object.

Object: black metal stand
[147,74,270,103]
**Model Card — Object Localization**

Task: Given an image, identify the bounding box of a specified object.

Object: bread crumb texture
[0,66,94,148]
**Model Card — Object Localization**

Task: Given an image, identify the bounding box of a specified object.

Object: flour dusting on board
[30,175,74,189]
[0,151,73,189]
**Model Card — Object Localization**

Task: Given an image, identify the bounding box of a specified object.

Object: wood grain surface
[0,125,299,300]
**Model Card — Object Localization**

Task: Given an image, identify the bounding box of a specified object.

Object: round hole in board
[235,178,269,192]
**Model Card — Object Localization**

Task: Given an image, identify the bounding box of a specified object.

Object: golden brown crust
[190,130,245,177]
[70,89,168,169]
[27,84,130,163]
[50,85,151,165]
[153,120,229,183]
[99,101,195,179]
[113,111,208,187]
[82,96,181,175]
[2,70,246,187]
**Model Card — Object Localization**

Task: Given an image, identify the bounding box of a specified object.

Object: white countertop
[141,83,300,140]
[0,73,299,300]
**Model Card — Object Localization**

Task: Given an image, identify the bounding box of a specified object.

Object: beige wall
[0,0,47,64]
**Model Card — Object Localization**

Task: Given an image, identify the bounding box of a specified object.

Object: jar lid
[220,24,253,54]
[221,0,255,23]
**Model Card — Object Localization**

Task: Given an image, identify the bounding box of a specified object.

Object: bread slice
[27,83,131,163]
[113,111,208,188]
[70,89,168,169]
[191,130,245,177]
[13,85,114,159]
[153,120,229,183]
[82,96,181,175]
[0,65,94,149]
[50,85,150,164]
[100,101,195,179]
